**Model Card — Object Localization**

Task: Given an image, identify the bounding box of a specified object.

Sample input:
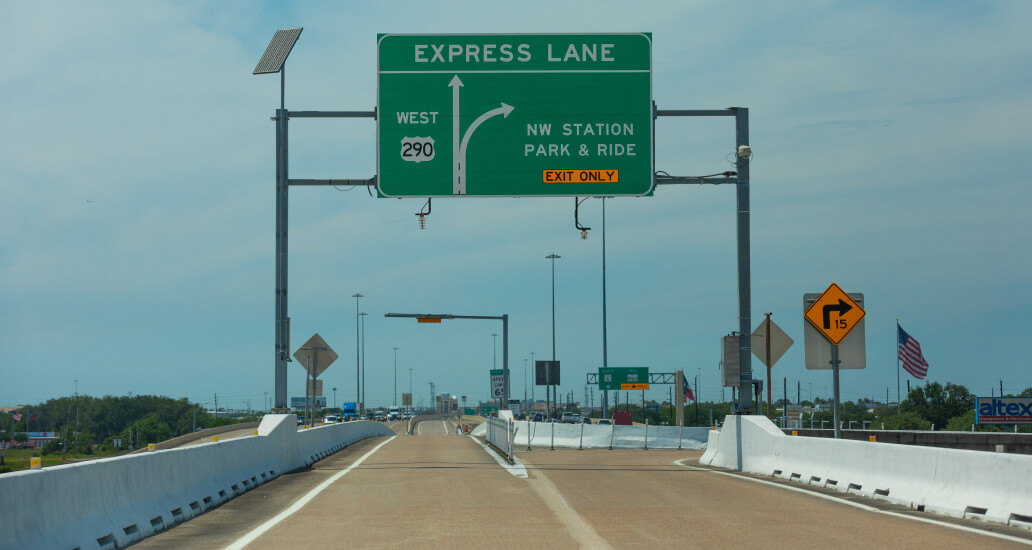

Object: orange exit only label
[543,169,619,183]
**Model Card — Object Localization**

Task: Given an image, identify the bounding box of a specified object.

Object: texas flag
[684,377,695,404]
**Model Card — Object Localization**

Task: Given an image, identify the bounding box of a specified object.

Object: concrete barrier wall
[510,422,711,450]
[702,415,1032,527]
[129,421,261,453]
[0,414,394,549]
[781,428,1032,455]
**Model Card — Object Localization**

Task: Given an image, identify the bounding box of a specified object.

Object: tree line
[575,381,1032,432]
[1,395,255,454]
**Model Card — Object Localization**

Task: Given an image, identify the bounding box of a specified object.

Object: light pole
[408,367,413,411]
[359,312,367,414]
[352,293,363,412]
[393,347,399,406]
[74,379,79,457]
[332,387,337,410]
[530,351,536,407]
[492,333,498,370]
[523,358,528,408]
[546,253,560,419]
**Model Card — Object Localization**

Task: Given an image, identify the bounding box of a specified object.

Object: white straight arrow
[449,75,463,194]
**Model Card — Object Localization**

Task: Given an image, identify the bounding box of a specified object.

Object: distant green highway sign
[599,367,650,391]
[377,33,653,197]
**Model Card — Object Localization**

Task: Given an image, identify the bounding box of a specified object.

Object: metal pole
[530,352,535,407]
[783,377,787,427]
[694,376,699,425]
[361,312,367,415]
[274,105,289,410]
[601,197,609,420]
[764,313,772,418]
[393,347,398,406]
[547,253,560,420]
[353,293,362,413]
[832,344,841,439]
[502,315,510,409]
[734,108,753,414]
[74,380,79,457]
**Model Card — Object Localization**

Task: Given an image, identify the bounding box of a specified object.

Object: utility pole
[393,347,398,407]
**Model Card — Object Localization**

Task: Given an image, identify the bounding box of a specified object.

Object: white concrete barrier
[0,414,394,549]
[501,421,710,450]
[701,415,1032,527]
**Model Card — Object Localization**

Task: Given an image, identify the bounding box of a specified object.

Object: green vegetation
[1,394,260,470]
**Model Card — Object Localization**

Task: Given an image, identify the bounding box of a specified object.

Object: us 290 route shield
[377,33,653,197]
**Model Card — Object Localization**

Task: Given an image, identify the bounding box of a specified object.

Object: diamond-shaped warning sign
[804,283,865,345]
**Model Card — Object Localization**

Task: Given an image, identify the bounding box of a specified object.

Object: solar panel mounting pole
[253,28,302,412]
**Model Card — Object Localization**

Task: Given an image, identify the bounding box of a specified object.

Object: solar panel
[253,28,303,74]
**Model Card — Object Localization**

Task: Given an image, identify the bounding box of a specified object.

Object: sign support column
[735,108,753,414]
[274,106,289,411]
[832,344,841,439]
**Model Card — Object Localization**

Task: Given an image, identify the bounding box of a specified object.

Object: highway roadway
[136,418,1032,549]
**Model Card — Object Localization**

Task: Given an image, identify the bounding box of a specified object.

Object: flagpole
[896,318,901,413]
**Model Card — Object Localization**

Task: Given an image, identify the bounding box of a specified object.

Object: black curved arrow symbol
[822,299,853,329]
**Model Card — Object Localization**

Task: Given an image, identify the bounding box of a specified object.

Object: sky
[2,1,1031,413]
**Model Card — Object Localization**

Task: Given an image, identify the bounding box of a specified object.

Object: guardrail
[485,416,516,462]
[703,415,1032,529]
[0,414,394,549]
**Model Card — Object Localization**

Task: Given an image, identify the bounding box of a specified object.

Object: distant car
[581,417,592,424]
[515,413,526,421]
[531,413,544,422]
[323,415,340,425]
[561,412,580,424]
[596,419,611,426]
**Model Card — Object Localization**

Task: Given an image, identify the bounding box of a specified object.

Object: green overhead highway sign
[377,33,653,197]
[599,367,650,391]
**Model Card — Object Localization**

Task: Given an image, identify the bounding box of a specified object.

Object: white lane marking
[527,462,613,549]
[442,420,449,435]
[673,459,1032,546]
[224,436,396,550]
[417,422,423,435]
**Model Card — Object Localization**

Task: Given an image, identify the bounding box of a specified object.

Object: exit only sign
[377,33,654,197]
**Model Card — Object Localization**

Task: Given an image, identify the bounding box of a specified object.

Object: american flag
[683,375,695,404]
[12,412,22,422]
[898,323,929,379]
